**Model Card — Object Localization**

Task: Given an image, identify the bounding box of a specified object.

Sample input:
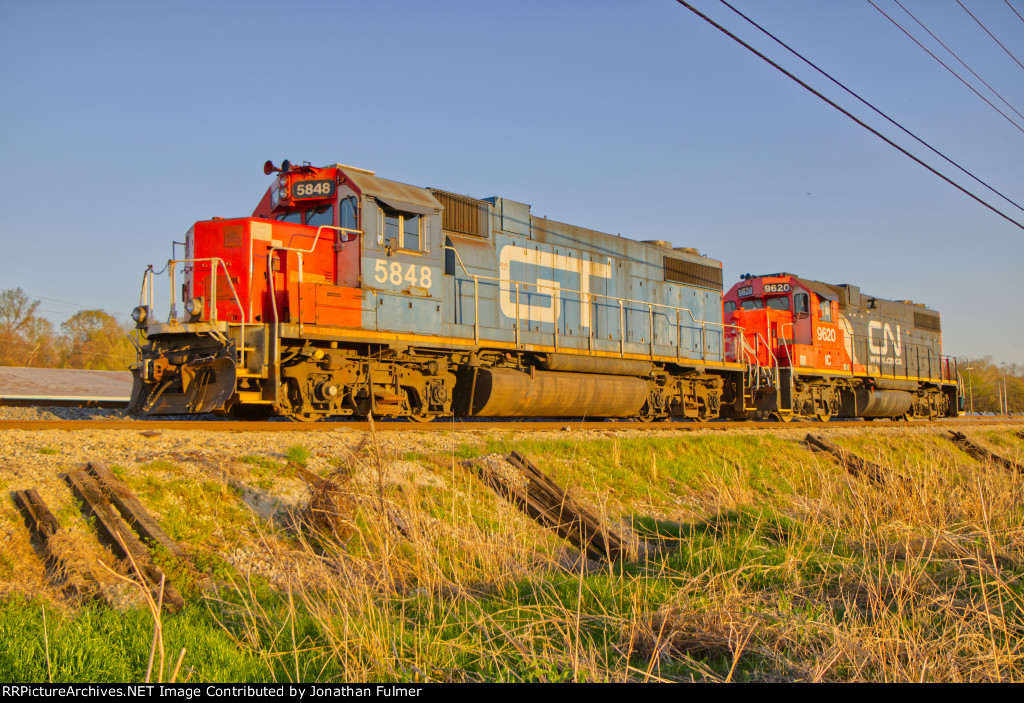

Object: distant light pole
[965,365,974,415]
[1000,362,1009,416]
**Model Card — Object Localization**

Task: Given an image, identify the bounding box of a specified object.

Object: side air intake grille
[664,256,723,291]
[432,189,489,238]
[914,311,941,332]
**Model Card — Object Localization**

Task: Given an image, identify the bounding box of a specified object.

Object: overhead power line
[1006,0,1024,27]
[673,0,1024,233]
[866,0,1024,135]
[893,0,1024,125]
[716,0,1024,217]
[957,0,1024,74]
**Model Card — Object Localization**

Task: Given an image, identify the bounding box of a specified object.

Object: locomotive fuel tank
[458,367,651,417]
[855,389,913,418]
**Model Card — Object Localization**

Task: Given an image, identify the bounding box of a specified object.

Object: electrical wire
[893,0,1024,124]
[1005,0,1024,27]
[956,0,1024,73]
[866,0,1024,135]
[673,0,1024,232]
[717,0,1024,216]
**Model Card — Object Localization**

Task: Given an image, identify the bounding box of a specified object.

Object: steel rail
[1,417,1017,433]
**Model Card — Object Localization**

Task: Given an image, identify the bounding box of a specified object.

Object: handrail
[267,226,362,332]
[163,257,246,327]
[142,257,247,350]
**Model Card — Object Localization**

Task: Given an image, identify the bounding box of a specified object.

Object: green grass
[237,454,297,489]
[285,445,310,465]
[0,599,272,683]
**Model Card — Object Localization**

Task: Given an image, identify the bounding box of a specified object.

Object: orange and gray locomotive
[723,274,960,421]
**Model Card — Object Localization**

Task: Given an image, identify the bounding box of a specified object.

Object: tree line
[0,288,136,371]
[957,357,1023,415]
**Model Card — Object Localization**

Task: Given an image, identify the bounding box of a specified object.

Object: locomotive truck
[127,160,961,422]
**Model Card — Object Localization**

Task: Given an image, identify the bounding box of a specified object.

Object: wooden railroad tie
[11,488,105,602]
[804,434,894,487]
[476,451,624,562]
[63,468,185,612]
[948,431,1024,474]
[84,461,186,560]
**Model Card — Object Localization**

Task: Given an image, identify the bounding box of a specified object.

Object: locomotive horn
[263,160,277,175]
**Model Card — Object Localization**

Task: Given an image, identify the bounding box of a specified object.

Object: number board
[737,286,753,298]
[292,179,336,200]
[764,283,791,294]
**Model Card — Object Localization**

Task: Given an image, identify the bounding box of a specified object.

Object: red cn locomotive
[723,273,961,421]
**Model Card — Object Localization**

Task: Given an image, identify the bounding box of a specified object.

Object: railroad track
[1,417,1020,433]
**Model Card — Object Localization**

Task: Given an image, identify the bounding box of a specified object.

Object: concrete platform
[0,366,132,405]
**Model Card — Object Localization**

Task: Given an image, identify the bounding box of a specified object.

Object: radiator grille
[432,190,489,238]
[914,311,941,332]
[663,256,723,291]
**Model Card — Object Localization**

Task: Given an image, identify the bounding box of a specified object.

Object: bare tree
[0,288,44,366]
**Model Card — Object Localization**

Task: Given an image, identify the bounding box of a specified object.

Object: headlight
[184,297,203,318]
[131,305,149,326]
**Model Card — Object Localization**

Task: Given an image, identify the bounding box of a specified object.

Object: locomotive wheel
[408,412,436,423]
[815,411,832,423]
[770,411,791,423]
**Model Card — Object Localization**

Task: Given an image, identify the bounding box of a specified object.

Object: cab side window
[379,205,422,251]
[819,298,834,323]
[340,197,358,231]
[794,292,809,316]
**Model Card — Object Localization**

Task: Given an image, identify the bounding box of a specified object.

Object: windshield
[306,204,333,228]
[275,204,335,227]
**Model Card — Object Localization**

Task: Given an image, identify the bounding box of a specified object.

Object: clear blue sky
[1,0,1022,364]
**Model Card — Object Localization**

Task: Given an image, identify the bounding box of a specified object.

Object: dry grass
[188,426,1023,682]
[3,423,1024,682]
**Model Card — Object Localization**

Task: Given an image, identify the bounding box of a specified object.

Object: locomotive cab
[129,161,450,418]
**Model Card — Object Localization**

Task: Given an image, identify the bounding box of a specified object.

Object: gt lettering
[372,260,433,289]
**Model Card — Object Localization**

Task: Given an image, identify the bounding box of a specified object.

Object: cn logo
[868,321,902,356]
[498,245,612,328]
